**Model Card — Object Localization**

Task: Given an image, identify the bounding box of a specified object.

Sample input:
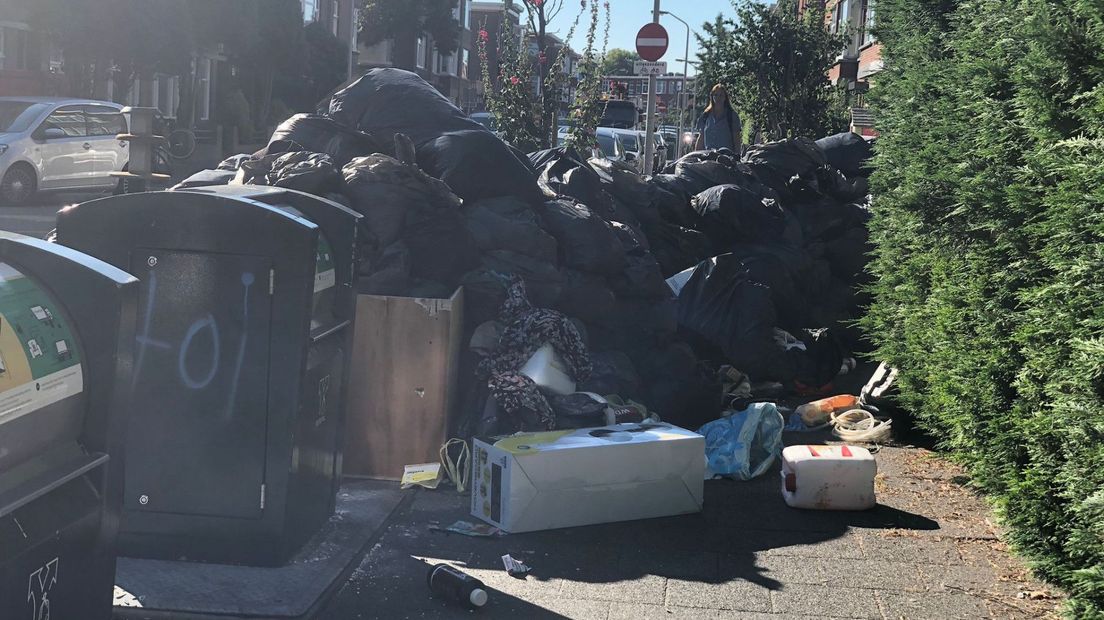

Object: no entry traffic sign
[636,23,669,62]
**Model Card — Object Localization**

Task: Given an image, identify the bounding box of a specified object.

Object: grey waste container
[0,233,137,620]
[54,187,360,566]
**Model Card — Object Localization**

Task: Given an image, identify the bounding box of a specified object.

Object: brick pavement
[322,437,1062,619]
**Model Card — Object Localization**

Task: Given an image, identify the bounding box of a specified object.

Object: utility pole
[643,0,660,176]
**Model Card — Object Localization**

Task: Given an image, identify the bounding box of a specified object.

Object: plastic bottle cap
[469,588,488,607]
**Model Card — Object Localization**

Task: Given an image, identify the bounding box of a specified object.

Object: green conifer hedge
[866,0,1104,615]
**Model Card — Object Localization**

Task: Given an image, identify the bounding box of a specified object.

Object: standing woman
[693,84,743,154]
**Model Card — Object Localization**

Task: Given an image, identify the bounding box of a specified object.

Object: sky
[542,0,736,76]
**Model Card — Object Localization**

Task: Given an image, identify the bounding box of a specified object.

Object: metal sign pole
[643,0,660,175]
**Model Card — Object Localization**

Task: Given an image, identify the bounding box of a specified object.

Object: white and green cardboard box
[471,423,705,533]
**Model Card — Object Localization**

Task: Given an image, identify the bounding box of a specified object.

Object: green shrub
[866,0,1104,615]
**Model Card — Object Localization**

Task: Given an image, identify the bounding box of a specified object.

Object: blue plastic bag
[697,402,785,480]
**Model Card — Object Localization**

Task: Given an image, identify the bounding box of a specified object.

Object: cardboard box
[344,288,463,479]
[471,423,705,533]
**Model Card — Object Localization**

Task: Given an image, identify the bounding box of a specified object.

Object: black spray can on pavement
[427,563,489,609]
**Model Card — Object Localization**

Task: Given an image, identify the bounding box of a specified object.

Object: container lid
[469,588,488,607]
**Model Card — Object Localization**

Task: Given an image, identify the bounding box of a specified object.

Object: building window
[331,0,340,35]
[437,49,456,75]
[833,0,851,34]
[463,0,472,30]
[642,80,648,94]
[416,34,427,69]
[460,48,469,80]
[197,57,212,121]
[157,75,179,117]
[861,0,875,45]
[0,26,29,71]
[302,0,319,23]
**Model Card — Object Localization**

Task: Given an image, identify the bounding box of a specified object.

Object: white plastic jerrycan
[781,444,877,510]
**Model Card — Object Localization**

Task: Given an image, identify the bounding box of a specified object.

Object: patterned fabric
[479,276,592,430]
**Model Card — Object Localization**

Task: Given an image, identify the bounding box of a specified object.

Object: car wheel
[0,164,36,205]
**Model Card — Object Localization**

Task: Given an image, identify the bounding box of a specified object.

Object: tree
[479,0,592,150]
[599,48,640,76]
[566,0,610,149]
[359,0,460,53]
[695,0,846,139]
[512,0,578,148]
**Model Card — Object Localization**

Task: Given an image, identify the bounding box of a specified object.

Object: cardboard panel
[344,288,463,479]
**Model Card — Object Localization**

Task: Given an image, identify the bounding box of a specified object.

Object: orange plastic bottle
[796,394,860,426]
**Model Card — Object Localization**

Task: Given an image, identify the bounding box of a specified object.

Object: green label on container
[0,263,83,425]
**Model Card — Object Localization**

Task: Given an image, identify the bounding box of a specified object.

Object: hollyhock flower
[510,76,520,85]
[478,29,489,42]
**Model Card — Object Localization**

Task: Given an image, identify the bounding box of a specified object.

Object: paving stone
[558,573,668,605]
[859,531,961,564]
[770,583,881,619]
[819,558,928,592]
[747,554,828,586]
[610,603,841,620]
[878,589,991,619]
[763,530,866,559]
[920,562,1000,593]
[664,578,773,612]
[619,548,720,582]
[493,595,612,619]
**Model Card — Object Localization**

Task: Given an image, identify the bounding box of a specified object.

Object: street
[0,192,104,238]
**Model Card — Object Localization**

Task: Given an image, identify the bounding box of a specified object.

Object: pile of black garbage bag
[174,68,875,433]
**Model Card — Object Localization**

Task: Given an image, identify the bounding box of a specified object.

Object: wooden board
[343,288,464,480]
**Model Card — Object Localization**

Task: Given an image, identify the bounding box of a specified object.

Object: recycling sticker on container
[0,262,83,426]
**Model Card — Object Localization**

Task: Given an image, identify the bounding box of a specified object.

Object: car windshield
[600,101,637,129]
[619,133,639,151]
[0,101,49,133]
[471,114,496,131]
[596,135,618,158]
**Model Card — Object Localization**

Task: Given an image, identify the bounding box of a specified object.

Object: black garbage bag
[636,340,722,430]
[172,168,235,189]
[661,148,740,174]
[555,269,618,324]
[417,130,542,203]
[234,150,342,195]
[537,156,615,216]
[402,210,480,287]
[327,68,484,145]
[528,145,590,170]
[648,183,697,228]
[480,250,565,308]
[538,199,627,275]
[692,184,789,251]
[341,153,462,252]
[741,138,827,197]
[607,222,669,300]
[814,132,873,178]
[548,392,609,429]
[790,198,870,243]
[217,153,253,171]
[269,114,383,167]
[357,240,411,294]
[464,197,558,262]
[589,158,663,229]
[675,253,843,386]
[647,222,713,277]
[815,165,869,202]
[578,351,642,398]
[674,160,747,195]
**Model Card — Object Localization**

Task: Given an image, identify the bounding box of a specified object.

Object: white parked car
[0,97,129,204]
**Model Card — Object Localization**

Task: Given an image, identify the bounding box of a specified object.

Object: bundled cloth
[478,277,592,431]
